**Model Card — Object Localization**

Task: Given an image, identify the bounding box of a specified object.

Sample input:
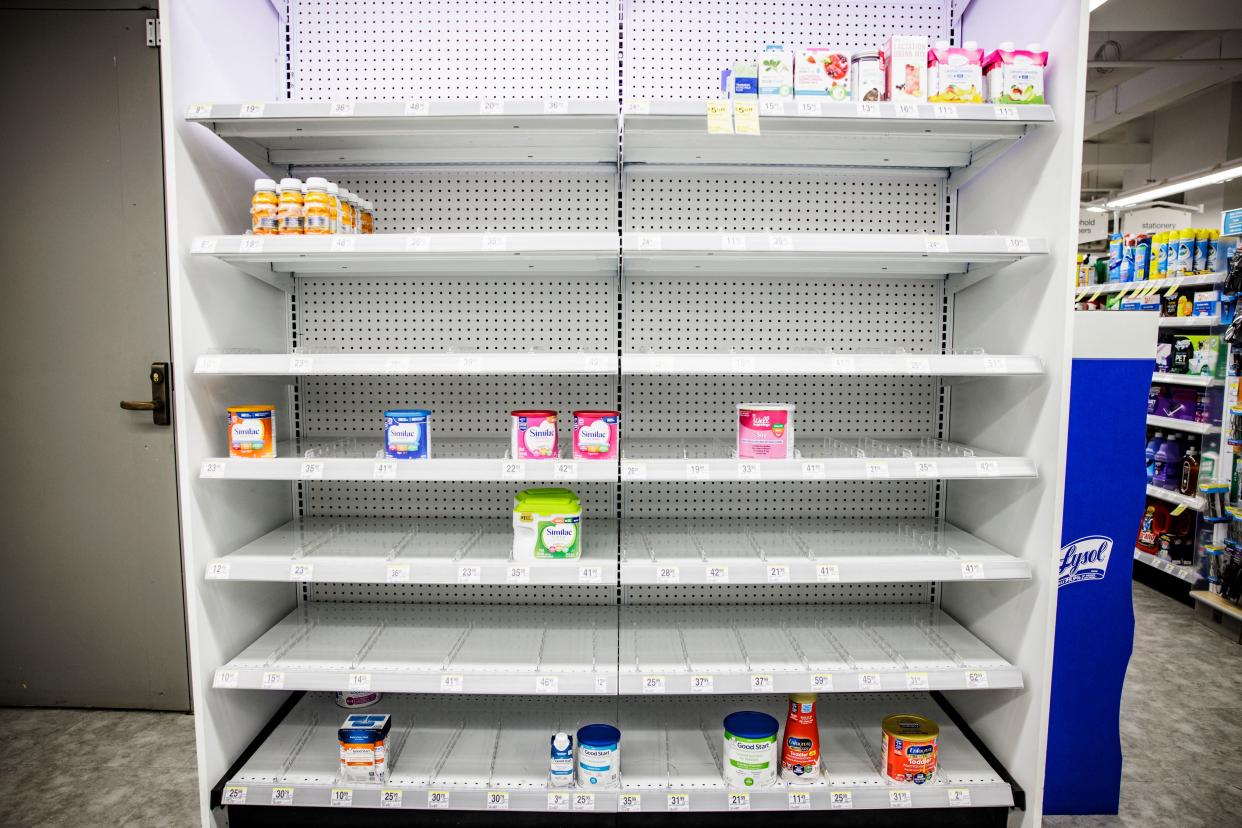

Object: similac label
[536,517,580,559]
[512,412,558,460]
[228,407,275,458]
[385,411,430,459]
[573,411,619,460]
[737,405,793,459]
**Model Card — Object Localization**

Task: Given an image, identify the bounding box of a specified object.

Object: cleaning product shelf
[621,99,1052,177]
[620,518,1030,584]
[206,518,618,585]
[1144,484,1205,512]
[1158,315,1221,329]
[622,352,1042,377]
[1144,415,1218,435]
[185,100,619,169]
[1132,548,1198,585]
[619,438,1036,482]
[618,604,1020,695]
[222,692,1013,812]
[195,351,617,376]
[621,232,1046,277]
[213,603,617,695]
[1151,372,1223,388]
[1074,271,1224,298]
[199,438,618,482]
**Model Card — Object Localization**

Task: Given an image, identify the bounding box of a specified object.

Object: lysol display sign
[1058,535,1113,587]
[1222,207,1242,237]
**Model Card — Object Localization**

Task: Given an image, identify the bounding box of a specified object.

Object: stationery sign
[1078,209,1107,244]
[1120,206,1189,236]
[1222,207,1242,237]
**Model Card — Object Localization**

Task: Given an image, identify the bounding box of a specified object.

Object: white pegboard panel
[305,482,617,519]
[328,170,618,234]
[625,278,941,352]
[305,583,617,605]
[621,582,930,604]
[621,481,934,519]
[288,0,619,101]
[297,275,618,352]
[623,0,949,100]
[624,169,947,234]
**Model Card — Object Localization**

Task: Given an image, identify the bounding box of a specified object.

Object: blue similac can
[1108,233,1122,282]
[384,409,431,459]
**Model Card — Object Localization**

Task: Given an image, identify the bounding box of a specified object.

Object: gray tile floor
[0,581,1238,826]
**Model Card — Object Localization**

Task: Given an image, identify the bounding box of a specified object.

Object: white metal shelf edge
[1131,548,1198,585]
[1151,372,1223,388]
[195,351,618,376]
[1144,414,1218,436]
[622,352,1041,377]
[1145,484,1205,512]
[1075,271,1224,297]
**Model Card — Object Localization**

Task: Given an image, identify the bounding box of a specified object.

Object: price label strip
[380,789,403,809]
[706,99,734,135]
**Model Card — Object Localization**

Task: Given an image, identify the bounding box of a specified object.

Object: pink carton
[573,410,619,460]
[737,403,795,460]
[511,409,558,460]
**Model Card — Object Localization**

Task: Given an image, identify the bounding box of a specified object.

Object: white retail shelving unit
[1144,415,1218,436]
[1146,484,1207,513]
[1159,315,1221,329]
[1132,548,1199,585]
[1150,371,1223,388]
[162,1,1085,825]
[1073,270,1224,300]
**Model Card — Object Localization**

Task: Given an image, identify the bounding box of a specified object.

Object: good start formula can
[723,711,780,788]
[384,409,431,459]
[576,724,621,788]
[737,403,795,459]
[511,409,558,460]
[881,714,939,784]
[227,406,276,458]
[573,410,619,460]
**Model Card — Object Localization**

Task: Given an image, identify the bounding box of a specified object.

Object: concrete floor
[0,581,1238,826]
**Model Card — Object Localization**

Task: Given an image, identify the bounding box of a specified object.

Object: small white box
[759,45,793,98]
[796,49,851,101]
[885,35,928,102]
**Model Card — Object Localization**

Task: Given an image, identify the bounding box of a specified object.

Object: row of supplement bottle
[251,177,376,236]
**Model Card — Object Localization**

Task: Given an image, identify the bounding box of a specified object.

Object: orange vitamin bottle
[303,177,332,235]
[780,693,821,781]
[277,178,304,235]
[251,178,279,235]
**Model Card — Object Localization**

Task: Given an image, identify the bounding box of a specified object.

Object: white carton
[884,35,928,102]
[759,45,793,98]
[795,49,851,101]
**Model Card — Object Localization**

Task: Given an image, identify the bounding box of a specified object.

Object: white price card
[261,671,285,690]
[788,790,812,810]
[894,102,920,118]
[271,787,294,806]
[239,102,266,118]
[657,566,680,584]
[797,99,823,117]
[405,235,430,252]
[373,461,397,479]
[481,233,506,251]
[543,99,568,114]
[379,789,403,809]
[620,794,642,812]
[457,565,481,584]
[428,790,450,809]
[289,562,313,581]
[579,566,603,584]
[547,792,571,811]
[642,675,666,694]
[737,461,761,480]
[329,101,355,117]
[829,355,856,373]
[728,792,750,811]
[974,459,999,477]
[595,676,609,693]
[865,460,890,479]
[905,356,931,373]
[554,461,577,480]
[889,789,913,808]
[811,673,833,691]
[330,236,356,253]
[507,565,530,583]
[300,461,324,479]
[667,793,690,812]
[348,672,371,692]
[501,461,526,479]
[690,674,715,693]
[914,460,940,478]
[213,669,239,689]
[573,793,595,811]
[966,669,990,688]
[622,462,647,480]
[623,100,651,115]
[535,675,559,694]
[632,233,662,251]
[1005,236,1031,253]
[721,233,747,251]
[981,356,1008,373]
[686,461,711,480]
[479,99,505,115]
[858,672,882,691]
[221,786,247,804]
[386,563,410,583]
[961,560,985,579]
[186,103,213,119]
[856,101,881,117]
[802,461,826,479]
[760,99,785,117]
[206,562,231,580]
[487,791,510,810]
[730,355,756,372]
[404,100,429,116]
[948,788,972,807]
[766,564,790,583]
[768,233,794,251]
[816,564,841,582]
[994,105,1020,120]
[933,104,959,119]
[830,791,853,810]
[750,673,774,692]
[905,671,930,690]
[330,788,353,808]
[238,236,264,253]
[288,355,315,373]
[440,674,464,692]
[923,236,950,255]
[706,565,729,583]
[191,238,217,255]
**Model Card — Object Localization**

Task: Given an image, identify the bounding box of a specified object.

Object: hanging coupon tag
[706,99,734,135]
[733,101,761,135]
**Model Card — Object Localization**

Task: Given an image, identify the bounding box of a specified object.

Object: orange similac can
[881,714,939,784]
[227,405,276,458]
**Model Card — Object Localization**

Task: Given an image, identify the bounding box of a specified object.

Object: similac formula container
[573,410,619,460]
[575,724,620,788]
[384,409,431,459]
[722,711,779,788]
[277,178,304,234]
[881,714,939,784]
[512,488,582,560]
[511,410,558,460]
[335,691,382,709]
[737,403,794,459]
[227,405,276,458]
[303,177,332,234]
[251,178,279,235]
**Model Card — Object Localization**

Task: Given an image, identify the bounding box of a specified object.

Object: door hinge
[146,18,161,47]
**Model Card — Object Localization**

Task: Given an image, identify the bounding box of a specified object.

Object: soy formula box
[338,713,391,784]
[737,403,795,460]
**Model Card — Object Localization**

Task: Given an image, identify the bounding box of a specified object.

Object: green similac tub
[512,488,582,561]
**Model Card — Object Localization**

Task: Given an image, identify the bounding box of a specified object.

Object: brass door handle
[120,362,171,425]
[120,400,157,411]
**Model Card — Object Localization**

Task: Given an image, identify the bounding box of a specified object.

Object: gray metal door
[0,8,189,711]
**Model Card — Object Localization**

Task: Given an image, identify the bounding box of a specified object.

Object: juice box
[928,42,984,103]
[796,48,851,101]
[984,44,1048,104]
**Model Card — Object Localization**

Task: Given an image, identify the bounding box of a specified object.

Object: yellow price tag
[1170,504,1187,516]
[1088,290,1102,302]
[1165,282,1180,298]
[706,100,734,135]
[733,101,761,135]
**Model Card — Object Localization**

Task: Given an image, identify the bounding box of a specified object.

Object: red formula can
[881,714,939,784]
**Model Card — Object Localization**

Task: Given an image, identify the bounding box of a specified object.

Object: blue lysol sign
[1058,535,1113,587]
[1223,207,1242,238]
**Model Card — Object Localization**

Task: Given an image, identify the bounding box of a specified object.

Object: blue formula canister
[384,409,431,459]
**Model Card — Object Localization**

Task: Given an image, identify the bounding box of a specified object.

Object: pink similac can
[573,410,619,460]
[737,403,795,459]
[511,409,558,460]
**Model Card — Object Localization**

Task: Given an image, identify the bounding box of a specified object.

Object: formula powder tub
[512,488,582,561]
[737,403,795,459]
[575,724,621,788]
[511,409,558,460]
[723,711,780,788]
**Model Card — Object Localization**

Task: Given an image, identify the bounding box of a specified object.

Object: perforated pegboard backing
[622,582,930,604]
[288,0,619,100]
[624,0,949,100]
[624,170,946,233]
[307,584,617,605]
[329,170,617,235]
[306,482,616,519]
[621,481,933,519]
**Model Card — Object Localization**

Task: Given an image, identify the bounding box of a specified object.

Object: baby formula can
[573,410,619,460]
[277,178,304,235]
[780,693,821,781]
[227,405,276,458]
[335,691,382,709]
[384,409,431,459]
[576,724,620,788]
[882,714,939,784]
[737,403,795,459]
[511,409,558,460]
[251,178,279,235]
[723,711,779,788]
[512,488,582,560]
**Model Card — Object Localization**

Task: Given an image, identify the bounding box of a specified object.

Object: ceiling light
[1103,159,1242,209]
